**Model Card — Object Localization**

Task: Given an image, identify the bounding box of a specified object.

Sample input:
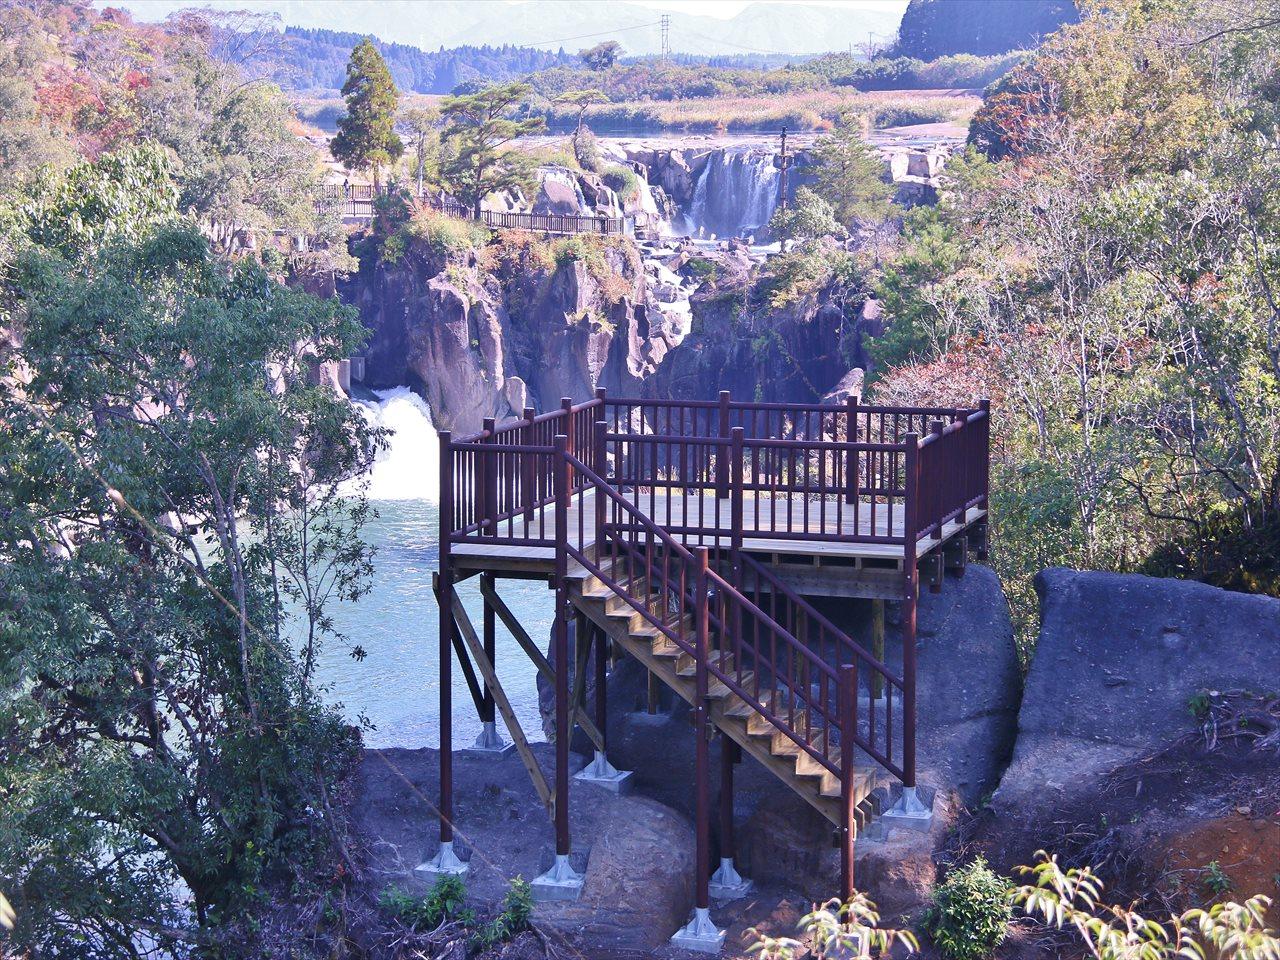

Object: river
[312,388,554,749]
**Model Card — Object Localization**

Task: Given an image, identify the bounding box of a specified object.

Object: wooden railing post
[730,427,744,556]
[845,393,859,505]
[693,546,711,913]
[438,431,454,844]
[901,434,919,790]
[552,434,571,857]
[594,421,608,555]
[593,387,607,473]
[716,389,731,498]
[561,397,574,491]
[978,397,991,512]
[839,662,859,903]
[929,420,945,539]
[522,406,536,522]
[481,416,497,536]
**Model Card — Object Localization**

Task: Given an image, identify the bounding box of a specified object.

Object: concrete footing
[670,906,725,953]
[531,854,584,902]
[880,785,934,832]
[413,840,469,882]
[573,750,633,793]
[708,857,753,901]
[466,721,514,756]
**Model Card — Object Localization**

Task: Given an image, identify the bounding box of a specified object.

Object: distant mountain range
[101,0,907,57]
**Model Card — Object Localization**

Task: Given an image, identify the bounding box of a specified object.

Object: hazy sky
[99,0,910,55]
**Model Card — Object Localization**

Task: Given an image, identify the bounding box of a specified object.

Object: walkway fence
[319,184,639,237]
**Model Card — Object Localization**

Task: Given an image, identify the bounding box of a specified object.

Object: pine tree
[331,38,403,187]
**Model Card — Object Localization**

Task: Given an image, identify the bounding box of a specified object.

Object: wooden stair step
[631,616,692,640]
[676,652,733,677]
[649,638,684,659]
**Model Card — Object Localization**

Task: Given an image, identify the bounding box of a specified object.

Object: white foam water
[353,386,441,502]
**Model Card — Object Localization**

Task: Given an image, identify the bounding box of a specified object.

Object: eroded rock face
[649,239,866,404]
[341,247,510,432]
[343,236,681,433]
[994,569,1280,817]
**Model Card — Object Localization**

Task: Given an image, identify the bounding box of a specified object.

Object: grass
[538,89,981,133]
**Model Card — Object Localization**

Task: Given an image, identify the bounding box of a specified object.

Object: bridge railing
[318,183,635,235]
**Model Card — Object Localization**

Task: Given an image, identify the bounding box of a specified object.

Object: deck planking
[450,489,985,577]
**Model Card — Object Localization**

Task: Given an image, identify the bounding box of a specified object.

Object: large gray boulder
[994,569,1280,816]
[913,563,1022,804]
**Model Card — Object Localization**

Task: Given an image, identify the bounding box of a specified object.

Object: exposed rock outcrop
[343,234,685,433]
[994,569,1280,817]
[650,239,871,405]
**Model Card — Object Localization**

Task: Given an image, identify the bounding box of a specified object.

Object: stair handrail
[562,450,856,779]
[737,552,899,689]
[735,552,905,778]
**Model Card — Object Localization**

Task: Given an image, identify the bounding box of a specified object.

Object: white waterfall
[351,387,440,502]
[685,148,782,239]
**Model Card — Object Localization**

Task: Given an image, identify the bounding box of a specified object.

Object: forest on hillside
[894,0,1079,59]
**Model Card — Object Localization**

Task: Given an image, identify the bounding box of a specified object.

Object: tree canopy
[0,144,377,955]
[438,81,545,216]
[331,37,404,184]
[579,40,623,71]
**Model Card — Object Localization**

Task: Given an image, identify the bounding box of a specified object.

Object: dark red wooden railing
[319,183,636,235]
[439,392,991,798]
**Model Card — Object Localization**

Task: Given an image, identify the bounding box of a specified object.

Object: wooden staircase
[569,558,889,831]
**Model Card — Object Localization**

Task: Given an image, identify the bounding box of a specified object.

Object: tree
[579,40,622,71]
[808,112,896,230]
[331,37,403,187]
[0,147,378,956]
[768,186,845,245]
[438,82,545,217]
[399,105,440,195]
[554,88,609,169]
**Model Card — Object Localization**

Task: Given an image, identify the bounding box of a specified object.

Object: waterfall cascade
[686,147,782,239]
[351,387,440,502]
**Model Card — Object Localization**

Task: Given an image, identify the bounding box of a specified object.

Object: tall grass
[537,89,981,133]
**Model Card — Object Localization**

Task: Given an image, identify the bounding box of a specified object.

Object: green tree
[0,147,377,956]
[331,37,404,187]
[399,105,440,195]
[808,112,896,230]
[769,186,845,245]
[579,40,622,71]
[439,82,545,218]
[554,89,609,170]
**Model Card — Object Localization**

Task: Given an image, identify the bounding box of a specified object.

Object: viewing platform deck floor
[450,490,986,577]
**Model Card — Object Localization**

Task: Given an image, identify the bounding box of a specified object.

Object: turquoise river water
[311,388,554,749]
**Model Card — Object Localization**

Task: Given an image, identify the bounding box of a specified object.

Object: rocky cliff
[342,229,878,429]
[340,230,699,433]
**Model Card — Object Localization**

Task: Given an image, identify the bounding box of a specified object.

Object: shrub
[574,129,603,172]
[405,208,489,256]
[552,235,599,269]
[924,856,1012,960]
[379,875,473,931]
[683,256,719,285]
[473,877,533,948]
[601,164,640,202]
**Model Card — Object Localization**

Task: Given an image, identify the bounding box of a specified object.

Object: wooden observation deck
[430,389,991,932]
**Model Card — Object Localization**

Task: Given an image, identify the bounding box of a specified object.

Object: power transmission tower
[776,126,792,213]
[660,14,671,63]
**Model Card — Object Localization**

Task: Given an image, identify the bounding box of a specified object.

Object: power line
[522,19,661,50]
[678,27,807,57]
